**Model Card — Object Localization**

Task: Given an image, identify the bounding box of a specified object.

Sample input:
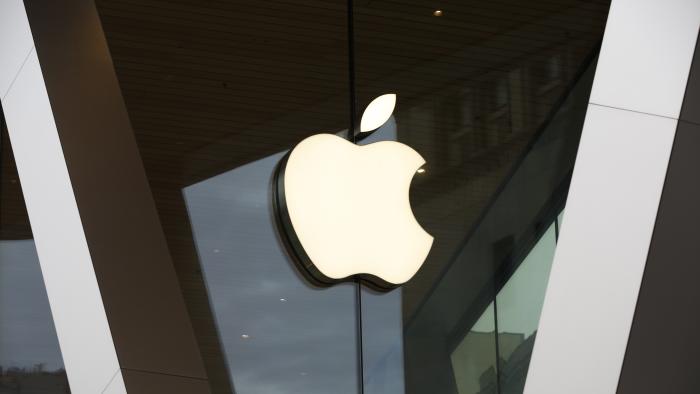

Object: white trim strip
[525,0,700,392]
[524,105,677,393]
[589,0,700,119]
[0,0,33,98]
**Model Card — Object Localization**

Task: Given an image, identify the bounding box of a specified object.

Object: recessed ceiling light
[433,9,443,17]
[417,168,426,174]
[280,298,287,302]
[241,334,250,339]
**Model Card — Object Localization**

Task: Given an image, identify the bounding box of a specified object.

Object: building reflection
[0,366,70,394]
[0,125,70,393]
[92,0,612,392]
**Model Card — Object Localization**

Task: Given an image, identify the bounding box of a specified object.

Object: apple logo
[273,94,433,290]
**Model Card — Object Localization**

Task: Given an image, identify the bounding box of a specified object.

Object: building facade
[0,0,699,393]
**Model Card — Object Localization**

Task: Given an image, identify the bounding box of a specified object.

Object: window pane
[184,152,359,394]
[451,302,498,394]
[496,223,557,393]
[94,1,611,393]
[352,2,609,393]
[0,122,70,393]
[96,1,359,392]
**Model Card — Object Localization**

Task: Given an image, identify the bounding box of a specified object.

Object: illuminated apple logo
[273,94,433,290]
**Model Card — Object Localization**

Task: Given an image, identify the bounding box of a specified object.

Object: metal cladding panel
[524,105,676,394]
[526,1,700,393]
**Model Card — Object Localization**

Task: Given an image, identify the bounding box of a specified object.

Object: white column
[0,2,123,393]
[524,0,700,393]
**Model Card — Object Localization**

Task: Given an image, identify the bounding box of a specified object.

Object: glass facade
[451,215,562,394]
[4,1,700,393]
[0,116,70,393]
[0,1,614,393]
[495,221,557,393]
[183,153,360,394]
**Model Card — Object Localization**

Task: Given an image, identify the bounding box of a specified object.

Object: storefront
[2,1,699,393]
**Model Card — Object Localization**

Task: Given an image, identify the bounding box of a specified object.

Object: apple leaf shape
[360,93,396,133]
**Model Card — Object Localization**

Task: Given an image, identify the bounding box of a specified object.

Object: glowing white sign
[274,94,433,289]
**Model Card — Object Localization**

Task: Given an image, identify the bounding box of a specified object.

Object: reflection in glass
[361,288,405,394]
[451,302,498,394]
[352,1,608,391]
[94,0,612,392]
[184,152,359,394]
[0,241,70,394]
[96,1,354,390]
[0,124,70,393]
[450,218,561,394]
[496,224,557,393]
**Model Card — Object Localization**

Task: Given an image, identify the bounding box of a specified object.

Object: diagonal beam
[0,1,211,393]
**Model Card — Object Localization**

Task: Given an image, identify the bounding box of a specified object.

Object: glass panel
[360,288,405,394]
[184,152,359,394]
[496,223,557,393]
[451,302,498,394]
[352,2,609,393]
[0,122,70,393]
[97,1,358,392]
[95,1,611,393]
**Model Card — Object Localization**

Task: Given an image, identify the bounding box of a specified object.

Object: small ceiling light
[417,168,426,174]
[213,249,220,253]
[433,9,443,17]
[280,298,287,302]
[241,334,250,339]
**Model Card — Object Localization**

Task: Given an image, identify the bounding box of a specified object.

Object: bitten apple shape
[274,133,433,289]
